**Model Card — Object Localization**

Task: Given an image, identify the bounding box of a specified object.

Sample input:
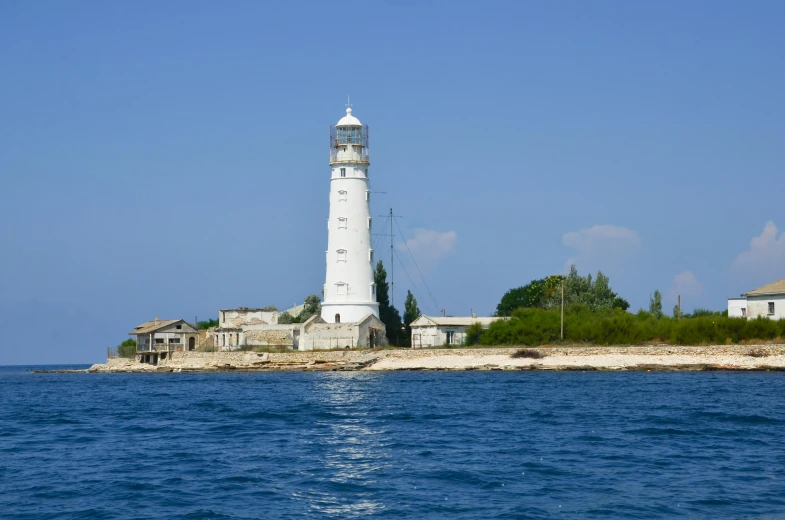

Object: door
[189,337,195,351]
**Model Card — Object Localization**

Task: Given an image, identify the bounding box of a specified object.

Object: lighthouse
[321,106,379,324]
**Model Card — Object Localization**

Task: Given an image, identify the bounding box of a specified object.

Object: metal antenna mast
[390,208,394,308]
[378,207,403,308]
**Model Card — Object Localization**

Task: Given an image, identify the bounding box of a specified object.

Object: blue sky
[1,1,784,364]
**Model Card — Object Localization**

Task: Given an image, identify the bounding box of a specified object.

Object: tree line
[480,265,777,347]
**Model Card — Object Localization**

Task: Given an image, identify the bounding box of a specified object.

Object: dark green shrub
[511,349,546,359]
[117,339,137,358]
[464,322,485,346]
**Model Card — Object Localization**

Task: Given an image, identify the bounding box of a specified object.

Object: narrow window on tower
[369,249,373,262]
[340,168,346,177]
[365,169,369,178]
[338,190,347,202]
[367,217,372,230]
[370,283,376,300]
[365,191,370,201]
[336,283,347,296]
[338,217,347,229]
[337,249,347,262]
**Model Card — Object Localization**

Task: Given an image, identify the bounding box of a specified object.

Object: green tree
[403,290,421,339]
[117,338,137,358]
[497,266,628,315]
[374,261,404,345]
[496,275,564,316]
[278,311,295,324]
[649,290,663,319]
[297,294,321,322]
[198,319,219,330]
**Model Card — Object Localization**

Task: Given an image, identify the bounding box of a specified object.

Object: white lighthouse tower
[321,106,379,324]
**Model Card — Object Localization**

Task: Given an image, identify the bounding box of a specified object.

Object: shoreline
[77,344,785,373]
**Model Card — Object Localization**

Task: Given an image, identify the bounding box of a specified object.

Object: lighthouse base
[320,302,379,324]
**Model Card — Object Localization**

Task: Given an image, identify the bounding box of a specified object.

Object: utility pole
[390,208,394,309]
[561,281,565,341]
[678,294,681,320]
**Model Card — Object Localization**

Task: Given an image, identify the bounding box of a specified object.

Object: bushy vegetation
[117,339,137,358]
[511,348,546,359]
[198,319,219,329]
[278,295,322,324]
[480,307,785,346]
[496,266,629,316]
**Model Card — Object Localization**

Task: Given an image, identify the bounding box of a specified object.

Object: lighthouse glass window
[340,168,346,177]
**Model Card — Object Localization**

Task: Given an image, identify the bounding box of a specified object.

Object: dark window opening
[335,313,341,323]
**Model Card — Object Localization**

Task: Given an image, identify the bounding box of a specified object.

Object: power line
[393,217,440,311]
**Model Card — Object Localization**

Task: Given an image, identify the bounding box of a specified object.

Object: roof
[743,278,785,297]
[282,303,305,316]
[129,319,183,335]
[220,307,277,313]
[411,315,500,328]
[337,107,362,127]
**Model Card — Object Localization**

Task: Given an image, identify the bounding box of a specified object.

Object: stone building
[130,318,199,364]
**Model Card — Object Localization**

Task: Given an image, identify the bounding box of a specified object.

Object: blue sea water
[2,367,785,519]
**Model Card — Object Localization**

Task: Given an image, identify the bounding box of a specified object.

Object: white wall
[746,294,785,320]
[412,326,470,348]
[728,298,747,318]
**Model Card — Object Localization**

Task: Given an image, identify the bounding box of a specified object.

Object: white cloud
[667,271,703,303]
[397,229,457,263]
[732,221,785,279]
[562,225,641,271]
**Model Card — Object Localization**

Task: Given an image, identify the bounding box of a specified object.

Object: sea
[2,366,785,519]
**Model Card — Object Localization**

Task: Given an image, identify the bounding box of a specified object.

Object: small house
[729,278,785,320]
[130,318,199,364]
[410,315,500,348]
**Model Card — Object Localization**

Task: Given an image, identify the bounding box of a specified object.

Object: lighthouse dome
[337,107,362,127]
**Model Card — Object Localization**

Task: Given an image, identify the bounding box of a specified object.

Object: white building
[729,278,785,320]
[727,297,747,318]
[410,316,501,348]
[744,279,785,319]
[321,106,379,325]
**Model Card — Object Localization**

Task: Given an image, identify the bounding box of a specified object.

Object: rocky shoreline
[78,344,785,373]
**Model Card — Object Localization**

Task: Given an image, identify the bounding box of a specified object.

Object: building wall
[746,294,785,320]
[220,309,278,328]
[412,326,470,348]
[728,298,747,318]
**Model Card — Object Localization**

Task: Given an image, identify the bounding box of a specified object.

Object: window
[369,249,373,262]
[176,325,182,330]
[367,217,372,230]
[446,331,455,345]
[169,337,181,343]
[338,217,347,229]
[365,169,369,178]
[741,308,747,317]
[336,283,347,296]
[365,191,370,202]
[340,168,346,177]
[337,249,347,262]
[370,283,376,300]
[155,338,165,344]
[335,313,341,323]
[338,190,347,202]
[769,302,775,315]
